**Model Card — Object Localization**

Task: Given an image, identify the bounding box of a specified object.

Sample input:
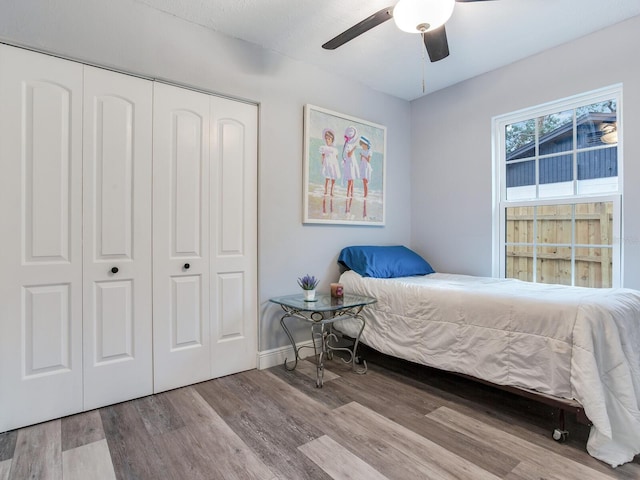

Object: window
[493,85,622,288]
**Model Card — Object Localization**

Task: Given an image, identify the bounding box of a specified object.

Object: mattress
[337,270,640,467]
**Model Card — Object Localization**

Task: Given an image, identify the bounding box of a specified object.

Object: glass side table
[270,293,376,387]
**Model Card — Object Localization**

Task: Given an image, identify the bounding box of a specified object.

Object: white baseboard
[257,340,319,370]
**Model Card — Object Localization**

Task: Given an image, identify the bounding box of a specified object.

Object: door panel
[173,111,204,257]
[0,45,83,433]
[153,82,211,393]
[24,81,73,263]
[93,95,134,258]
[218,121,245,254]
[209,97,258,378]
[82,66,153,410]
[24,284,72,375]
[94,280,133,362]
[172,276,202,347]
[216,272,245,339]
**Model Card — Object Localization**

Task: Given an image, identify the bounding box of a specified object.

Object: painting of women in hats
[303,104,386,225]
[320,128,340,197]
[342,125,359,214]
[358,135,372,198]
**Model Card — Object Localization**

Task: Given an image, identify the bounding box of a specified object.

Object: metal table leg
[280,313,299,371]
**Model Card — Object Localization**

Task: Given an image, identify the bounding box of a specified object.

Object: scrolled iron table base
[272,294,375,388]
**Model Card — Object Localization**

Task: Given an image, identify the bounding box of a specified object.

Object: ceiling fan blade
[322,7,393,50]
[423,25,450,62]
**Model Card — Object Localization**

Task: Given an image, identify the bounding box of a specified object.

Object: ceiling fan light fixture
[393,0,455,33]
[600,122,618,144]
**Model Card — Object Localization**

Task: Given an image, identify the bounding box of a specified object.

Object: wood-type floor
[1,347,639,480]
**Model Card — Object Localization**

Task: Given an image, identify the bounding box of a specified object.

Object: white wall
[0,0,412,352]
[410,15,640,289]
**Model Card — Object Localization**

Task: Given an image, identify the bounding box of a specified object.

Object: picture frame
[303,104,387,226]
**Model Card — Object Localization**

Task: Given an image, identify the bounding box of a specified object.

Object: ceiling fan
[322,0,494,62]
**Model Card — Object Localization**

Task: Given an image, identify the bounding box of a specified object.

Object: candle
[330,283,344,298]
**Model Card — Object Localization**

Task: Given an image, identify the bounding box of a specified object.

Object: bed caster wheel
[552,428,568,442]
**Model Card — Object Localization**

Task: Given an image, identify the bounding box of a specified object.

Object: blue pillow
[338,245,435,278]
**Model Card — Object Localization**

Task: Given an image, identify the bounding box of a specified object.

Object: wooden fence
[505,202,612,287]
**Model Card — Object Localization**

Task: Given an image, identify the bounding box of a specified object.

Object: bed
[335,245,640,467]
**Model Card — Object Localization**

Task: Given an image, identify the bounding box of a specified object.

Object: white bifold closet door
[152,83,212,393]
[209,96,258,379]
[82,66,153,410]
[0,45,84,433]
[153,83,257,393]
[0,47,155,431]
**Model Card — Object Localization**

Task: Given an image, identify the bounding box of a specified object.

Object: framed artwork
[303,104,387,225]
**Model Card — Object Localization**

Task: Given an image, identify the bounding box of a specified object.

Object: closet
[0,44,258,432]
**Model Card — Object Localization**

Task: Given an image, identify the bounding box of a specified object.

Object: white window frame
[492,84,623,287]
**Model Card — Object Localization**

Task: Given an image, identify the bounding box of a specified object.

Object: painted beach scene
[303,105,386,225]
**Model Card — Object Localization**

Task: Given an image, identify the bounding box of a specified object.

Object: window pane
[538,154,573,197]
[539,154,573,184]
[536,204,572,244]
[505,206,534,281]
[577,147,617,180]
[574,202,612,246]
[506,160,535,188]
[505,206,534,243]
[506,119,535,160]
[538,110,573,154]
[505,245,533,282]
[575,247,612,288]
[577,147,618,194]
[536,246,572,285]
[577,100,617,149]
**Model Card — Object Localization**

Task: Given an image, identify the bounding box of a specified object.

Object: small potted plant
[297,274,319,301]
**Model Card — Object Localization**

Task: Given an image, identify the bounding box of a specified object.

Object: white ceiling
[134,0,640,101]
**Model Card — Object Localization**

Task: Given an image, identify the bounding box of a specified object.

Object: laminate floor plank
[502,465,535,480]
[159,386,275,480]
[100,401,172,480]
[299,435,389,480]
[62,439,116,480]
[330,363,445,415]
[267,360,353,410]
[293,358,341,383]
[505,461,593,480]
[427,406,621,480]
[192,376,248,419]
[309,415,442,480]
[241,369,335,426]
[329,401,502,480]
[326,367,522,477]
[197,371,331,480]
[61,410,105,451]
[0,431,16,462]
[207,370,328,442]
[0,460,11,480]
[134,393,185,436]
[9,420,61,480]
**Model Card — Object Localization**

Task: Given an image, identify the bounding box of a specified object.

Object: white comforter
[338,270,640,467]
